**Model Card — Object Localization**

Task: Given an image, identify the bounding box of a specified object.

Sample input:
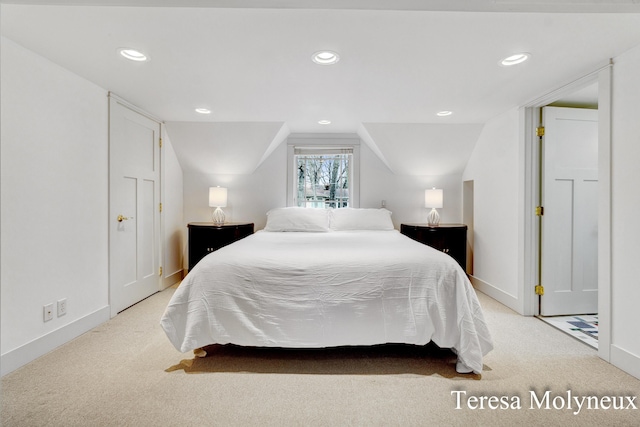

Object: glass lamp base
[212,207,225,225]
[427,208,440,226]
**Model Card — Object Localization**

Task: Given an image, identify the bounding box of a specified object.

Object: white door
[541,106,598,316]
[109,97,161,316]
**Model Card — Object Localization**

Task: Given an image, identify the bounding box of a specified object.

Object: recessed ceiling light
[436,111,453,117]
[312,51,340,65]
[318,120,331,125]
[500,53,531,67]
[195,108,211,114]
[118,48,148,62]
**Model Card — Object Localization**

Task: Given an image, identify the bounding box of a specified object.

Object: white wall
[161,130,185,286]
[182,142,288,230]
[459,53,640,379]
[1,37,110,374]
[0,38,185,375]
[360,141,464,227]
[181,136,465,252]
[462,108,522,312]
[610,43,640,379]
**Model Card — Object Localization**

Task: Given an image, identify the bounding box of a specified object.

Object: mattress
[160,230,493,374]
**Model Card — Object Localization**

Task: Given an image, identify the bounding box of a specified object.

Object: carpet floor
[2,287,639,427]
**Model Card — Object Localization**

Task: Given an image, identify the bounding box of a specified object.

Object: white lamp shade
[425,188,443,208]
[209,187,227,207]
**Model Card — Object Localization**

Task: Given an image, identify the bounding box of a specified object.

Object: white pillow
[329,208,394,231]
[264,207,330,232]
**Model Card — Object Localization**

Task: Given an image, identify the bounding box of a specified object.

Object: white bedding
[160,230,493,374]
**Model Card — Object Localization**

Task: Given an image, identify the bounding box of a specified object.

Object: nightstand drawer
[400,223,467,270]
[188,222,254,271]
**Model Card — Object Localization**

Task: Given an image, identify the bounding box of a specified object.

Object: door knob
[117,214,133,222]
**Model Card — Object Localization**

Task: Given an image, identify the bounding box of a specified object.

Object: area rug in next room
[538,315,598,349]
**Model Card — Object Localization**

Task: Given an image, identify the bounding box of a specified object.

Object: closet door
[109,96,161,316]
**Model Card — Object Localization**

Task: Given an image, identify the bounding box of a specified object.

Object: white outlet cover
[57,299,67,317]
[44,304,54,322]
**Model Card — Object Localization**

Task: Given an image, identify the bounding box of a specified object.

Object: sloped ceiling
[164,122,287,175]
[362,124,484,175]
[2,2,640,176]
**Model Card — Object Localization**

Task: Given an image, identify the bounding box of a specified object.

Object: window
[295,148,351,208]
[286,136,360,208]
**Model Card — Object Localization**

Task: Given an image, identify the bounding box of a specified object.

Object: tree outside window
[295,153,351,208]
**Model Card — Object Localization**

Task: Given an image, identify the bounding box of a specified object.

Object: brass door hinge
[159,266,163,276]
[536,126,545,137]
[159,137,163,148]
[159,203,163,212]
[535,206,544,216]
[535,285,544,296]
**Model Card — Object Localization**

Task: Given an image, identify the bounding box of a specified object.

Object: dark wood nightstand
[187,222,254,271]
[400,223,467,270]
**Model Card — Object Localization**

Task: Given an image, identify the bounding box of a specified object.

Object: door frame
[521,63,612,361]
[108,92,164,318]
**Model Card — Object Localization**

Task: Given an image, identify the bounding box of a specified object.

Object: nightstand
[400,223,467,270]
[187,222,254,271]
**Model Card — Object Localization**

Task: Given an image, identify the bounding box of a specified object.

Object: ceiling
[3,1,640,175]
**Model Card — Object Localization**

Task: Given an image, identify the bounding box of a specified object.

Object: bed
[161,207,493,374]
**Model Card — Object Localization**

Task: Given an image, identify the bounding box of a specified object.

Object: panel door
[109,97,161,316]
[541,106,598,316]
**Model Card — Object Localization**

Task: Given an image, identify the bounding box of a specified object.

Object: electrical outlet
[57,298,67,317]
[43,304,54,322]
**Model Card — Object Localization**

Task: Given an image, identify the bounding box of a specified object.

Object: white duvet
[161,230,493,374]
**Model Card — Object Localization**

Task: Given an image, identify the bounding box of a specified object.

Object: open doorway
[522,70,613,353]
[537,84,599,348]
[539,103,598,316]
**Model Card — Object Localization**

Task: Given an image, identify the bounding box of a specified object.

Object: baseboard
[610,344,640,380]
[470,275,522,314]
[162,269,183,290]
[1,305,110,377]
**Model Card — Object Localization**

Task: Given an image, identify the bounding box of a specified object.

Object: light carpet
[2,287,639,426]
